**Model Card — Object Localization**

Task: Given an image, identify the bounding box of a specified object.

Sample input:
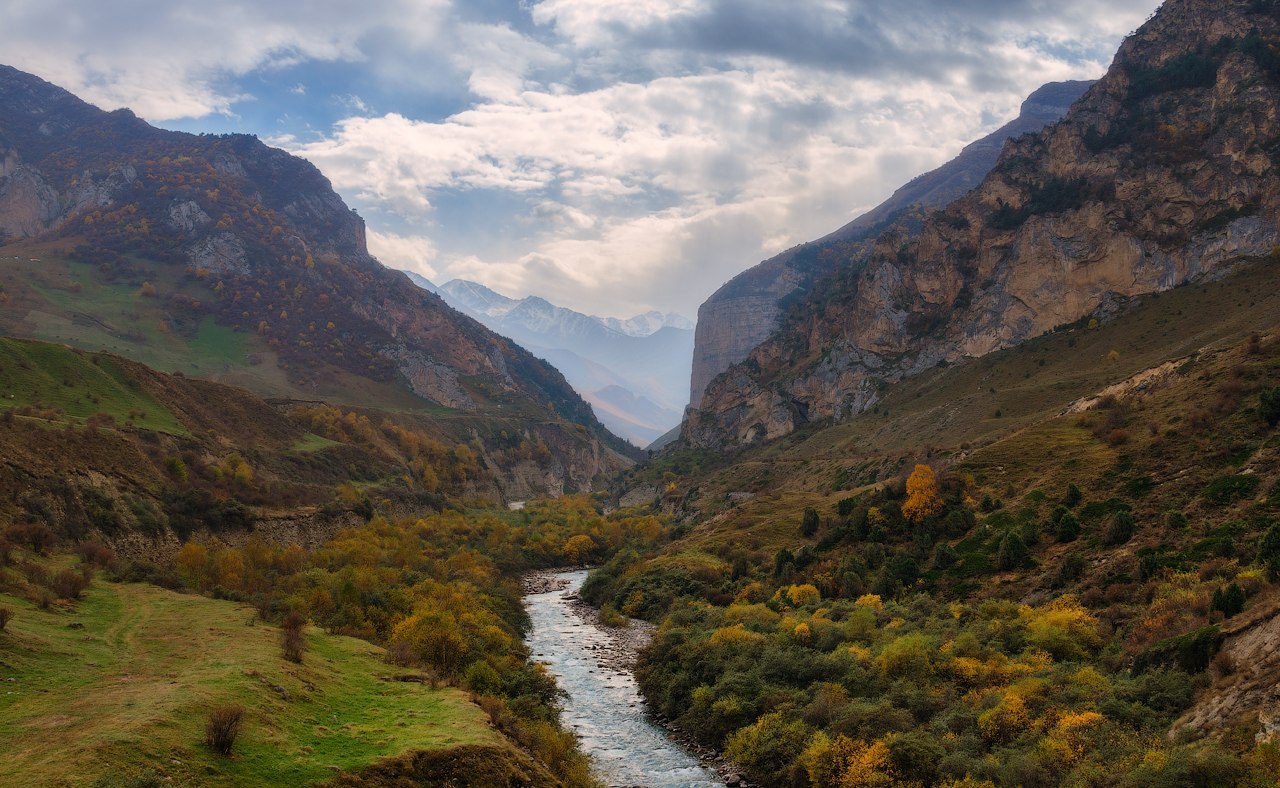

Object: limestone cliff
[686,0,1280,449]
[688,81,1093,406]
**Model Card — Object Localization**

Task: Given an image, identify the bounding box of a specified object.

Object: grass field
[0,337,189,435]
[0,573,497,786]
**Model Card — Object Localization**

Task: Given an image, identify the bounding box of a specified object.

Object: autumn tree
[562,534,597,565]
[901,464,944,524]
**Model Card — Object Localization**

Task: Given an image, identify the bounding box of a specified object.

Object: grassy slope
[0,240,431,412]
[656,256,1280,556]
[0,576,498,786]
[0,336,188,435]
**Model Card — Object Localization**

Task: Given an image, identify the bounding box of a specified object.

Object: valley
[3,0,1280,785]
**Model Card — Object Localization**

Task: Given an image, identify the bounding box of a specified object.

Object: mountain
[0,64,636,492]
[685,0,1280,450]
[429,278,693,445]
[404,271,437,293]
[689,80,1095,406]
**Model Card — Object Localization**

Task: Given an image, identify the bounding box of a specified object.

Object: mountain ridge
[688,79,1096,406]
[684,0,1280,450]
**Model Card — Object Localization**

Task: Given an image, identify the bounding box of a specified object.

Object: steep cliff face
[0,65,636,482]
[688,81,1094,406]
[686,0,1280,449]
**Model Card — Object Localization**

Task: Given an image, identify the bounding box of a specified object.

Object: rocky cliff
[685,0,1280,449]
[0,64,637,482]
[688,81,1094,406]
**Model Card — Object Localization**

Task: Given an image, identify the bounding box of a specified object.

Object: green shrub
[1056,512,1081,543]
[1057,553,1087,586]
[1260,386,1280,427]
[1106,512,1136,545]
[1259,522,1280,579]
[1064,483,1083,508]
[1211,584,1246,618]
[997,532,1030,570]
[801,508,820,538]
[1202,475,1261,506]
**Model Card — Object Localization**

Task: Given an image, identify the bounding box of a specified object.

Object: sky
[0,0,1162,319]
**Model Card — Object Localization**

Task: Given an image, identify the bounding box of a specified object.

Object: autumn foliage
[901,464,944,524]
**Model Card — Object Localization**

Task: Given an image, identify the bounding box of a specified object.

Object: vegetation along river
[525,569,722,787]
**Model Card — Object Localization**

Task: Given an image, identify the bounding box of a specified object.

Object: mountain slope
[689,80,1095,405]
[686,0,1280,449]
[0,64,636,483]
[432,278,692,444]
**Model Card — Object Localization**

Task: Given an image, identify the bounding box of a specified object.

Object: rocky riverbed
[524,569,737,787]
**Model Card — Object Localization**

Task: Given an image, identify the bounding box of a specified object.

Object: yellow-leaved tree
[901,464,944,524]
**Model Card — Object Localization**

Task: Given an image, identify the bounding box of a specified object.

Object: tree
[800,507,820,537]
[1211,584,1246,618]
[562,534,596,565]
[901,465,944,524]
[997,531,1030,570]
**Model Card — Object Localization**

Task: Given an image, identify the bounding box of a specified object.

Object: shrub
[1064,483,1083,508]
[997,532,1030,570]
[0,537,12,566]
[1202,475,1261,506]
[1056,512,1081,543]
[204,704,246,755]
[5,522,56,554]
[1057,553,1087,586]
[932,543,959,570]
[1105,511,1136,545]
[724,712,812,785]
[1260,386,1280,427]
[49,569,90,600]
[1258,522,1280,579]
[0,606,12,632]
[281,611,307,663]
[800,507,820,538]
[1211,584,1246,618]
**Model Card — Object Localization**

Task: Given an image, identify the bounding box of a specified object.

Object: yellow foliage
[709,624,766,647]
[787,583,821,606]
[902,464,944,524]
[800,733,895,788]
[978,692,1029,742]
[1020,595,1101,660]
[855,594,884,610]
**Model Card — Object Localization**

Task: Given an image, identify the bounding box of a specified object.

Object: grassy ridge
[0,574,497,786]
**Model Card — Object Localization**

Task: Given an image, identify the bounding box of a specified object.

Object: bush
[0,606,12,632]
[1259,522,1280,579]
[801,508,820,538]
[1056,512,1081,543]
[1064,483,1083,508]
[1262,387,1280,427]
[281,611,307,663]
[997,532,1030,570]
[204,704,246,755]
[5,522,56,554]
[1202,475,1261,506]
[1057,553,1087,586]
[49,569,90,600]
[1211,583,1246,618]
[1106,512,1136,545]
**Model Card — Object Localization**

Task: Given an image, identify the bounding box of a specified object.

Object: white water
[524,569,722,788]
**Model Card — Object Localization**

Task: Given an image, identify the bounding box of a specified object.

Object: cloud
[0,0,1164,317]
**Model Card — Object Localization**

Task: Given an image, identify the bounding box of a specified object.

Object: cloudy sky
[1,0,1160,318]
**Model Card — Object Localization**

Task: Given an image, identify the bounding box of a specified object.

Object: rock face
[688,80,1094,406]
[685,0,1280,450]
[0,64,637,483]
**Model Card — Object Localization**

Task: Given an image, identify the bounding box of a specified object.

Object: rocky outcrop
[685,0,1280,450]
[688,81,1094,406]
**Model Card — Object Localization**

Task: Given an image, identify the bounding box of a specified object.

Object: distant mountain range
[415,277,693,447]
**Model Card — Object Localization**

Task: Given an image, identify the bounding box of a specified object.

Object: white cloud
[0,0,1164,317]
[366,229,440,281]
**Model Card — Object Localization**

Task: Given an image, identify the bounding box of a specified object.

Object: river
[524,569,722,788]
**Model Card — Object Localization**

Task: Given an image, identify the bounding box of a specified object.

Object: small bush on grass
[204,704,246,755]
[281,611,307,663]
[0,606,12,632]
